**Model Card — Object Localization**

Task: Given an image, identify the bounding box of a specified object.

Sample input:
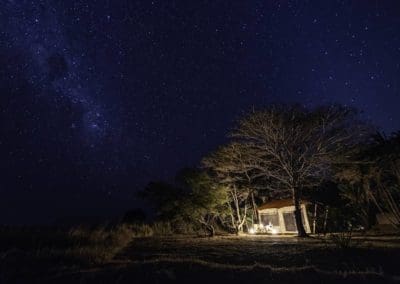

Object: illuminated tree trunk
[206,224,215,237]
[227,185,248,235]
[251,191,258,225]
[293,187,308,237]
[199,216,215,237]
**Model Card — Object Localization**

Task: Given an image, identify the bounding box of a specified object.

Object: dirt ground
[119,235,400,271]
[4,234,400,283]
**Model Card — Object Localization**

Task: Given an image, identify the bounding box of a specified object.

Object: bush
[0,224,135,268]
[152,221,174,236]
[329,229,364,250]
[130,223,154,237]
[63,224,134,264]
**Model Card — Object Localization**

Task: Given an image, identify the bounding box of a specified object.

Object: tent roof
[258,198,310,210]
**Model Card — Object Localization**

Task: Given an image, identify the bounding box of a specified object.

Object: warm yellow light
[271,228,278,235]
[248,228,255,234]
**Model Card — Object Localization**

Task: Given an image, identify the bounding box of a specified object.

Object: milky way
[3,0,109,141]
[1,0,399,224]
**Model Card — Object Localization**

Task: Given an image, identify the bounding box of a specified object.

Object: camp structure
[254,198,311,234]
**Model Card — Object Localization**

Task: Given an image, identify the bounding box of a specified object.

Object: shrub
[64,224,134,264]
[0,224,135,268]
[329,229,364,250]
[130,223,154,237]
[151,221,174,236]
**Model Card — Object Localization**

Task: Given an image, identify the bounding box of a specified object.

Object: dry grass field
[1,228,400,283]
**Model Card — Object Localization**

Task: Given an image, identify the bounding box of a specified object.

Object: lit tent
[255,199,311,234]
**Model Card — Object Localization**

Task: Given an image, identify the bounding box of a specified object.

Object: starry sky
[1,0,399,224]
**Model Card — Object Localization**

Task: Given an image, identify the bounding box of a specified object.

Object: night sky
[1,1,399,224]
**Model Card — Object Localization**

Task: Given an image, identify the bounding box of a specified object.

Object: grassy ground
[114,235,400,283]
[1,228,400,283]
[0,225,134,283]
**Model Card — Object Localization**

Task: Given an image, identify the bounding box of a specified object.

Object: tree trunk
[251,192,258,225]
[230,185,247,235]
[293,187,308,237]
[312,203,318,234]
[207,225,215,237]
[323,206,329,235]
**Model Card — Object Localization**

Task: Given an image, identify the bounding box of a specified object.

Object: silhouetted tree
[137,181,184,220]
[364,132,400,229]
[122,208,147,224]
[334,160,377,229]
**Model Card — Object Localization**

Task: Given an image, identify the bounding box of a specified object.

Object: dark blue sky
[1,0,399,224]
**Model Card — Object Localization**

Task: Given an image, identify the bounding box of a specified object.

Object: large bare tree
[231,104,369,236]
